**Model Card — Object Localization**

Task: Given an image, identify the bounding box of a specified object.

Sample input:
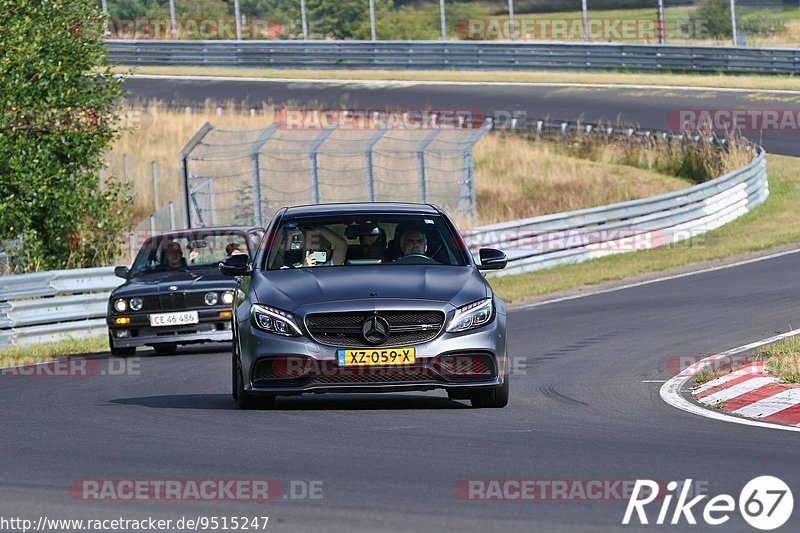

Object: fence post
[149,215,156,237]
[301,0,309,40]
[309,128,336,205]
[439,0,447,41]
[101,0,109,36]
[657,0,666,44]
[122,154,129,186]
[369,0,377,41]
[151,161,159,212]
[581,0,589,42]
[168,0,177,37]
[179,122,215,229]
[250,124,279,226]
[234,0,242,40]
[364,129,387,202]
[416,131,440,204]
[508,0,516,41]
[168,201,175,231]
[730,0,738,47]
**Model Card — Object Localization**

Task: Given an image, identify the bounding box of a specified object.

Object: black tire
[446,390,470,400]
[469,376,510,408]
[152,343,178,356]
[108,333,135,357]
[235,358,276,410]
[231,351,239,402]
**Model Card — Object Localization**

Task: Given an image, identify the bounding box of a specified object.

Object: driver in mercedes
[399,228,428,257]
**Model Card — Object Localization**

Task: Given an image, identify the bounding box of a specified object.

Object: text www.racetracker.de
[0,516,270,532]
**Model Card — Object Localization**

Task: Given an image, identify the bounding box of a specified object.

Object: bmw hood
[112,269,235,299]
[252,266,490,311]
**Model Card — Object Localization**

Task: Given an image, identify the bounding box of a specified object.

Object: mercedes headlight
[446,298,494,333]
[251,304,302,337]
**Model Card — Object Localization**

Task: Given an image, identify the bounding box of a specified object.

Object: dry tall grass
[110,102,749,227]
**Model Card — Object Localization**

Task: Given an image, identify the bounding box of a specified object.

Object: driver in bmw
[399,228,428,256]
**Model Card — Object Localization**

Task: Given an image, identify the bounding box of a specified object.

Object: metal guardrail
[0,121,769,347]
[0,268,119,348]
[465,148,768,277]
[107,40,800,75]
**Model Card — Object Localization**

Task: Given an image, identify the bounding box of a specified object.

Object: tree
[0,0,131,271]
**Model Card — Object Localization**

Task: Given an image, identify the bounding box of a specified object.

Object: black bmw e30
[107,226,264,356]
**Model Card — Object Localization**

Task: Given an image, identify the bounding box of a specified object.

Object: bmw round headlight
[114,299,127,312]
[129,297,143,311]
[221,291,234,305]
[204,291,219,306]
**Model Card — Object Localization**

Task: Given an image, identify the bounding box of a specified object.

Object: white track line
[124,74,800,95]
[733,389,800,419]
[660,328,800,433]
[521,247,800,310]
[698,377,778,405]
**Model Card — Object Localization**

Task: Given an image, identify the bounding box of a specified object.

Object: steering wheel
[393,253,439,264]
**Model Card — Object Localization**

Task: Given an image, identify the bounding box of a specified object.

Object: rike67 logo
[623,476,793,530]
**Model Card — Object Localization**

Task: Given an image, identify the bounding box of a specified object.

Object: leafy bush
[0,0,132,272]
[357,2,484,40]
[691,0,732,38]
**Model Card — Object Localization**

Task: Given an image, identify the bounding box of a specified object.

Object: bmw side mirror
[220,253,252,276]
[114,266,130,279]
[478,248,507,271]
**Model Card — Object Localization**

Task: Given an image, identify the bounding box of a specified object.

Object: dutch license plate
[337,348,416,366]
[149,311,199,327]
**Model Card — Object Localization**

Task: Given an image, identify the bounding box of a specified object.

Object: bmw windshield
[265,214,468,269]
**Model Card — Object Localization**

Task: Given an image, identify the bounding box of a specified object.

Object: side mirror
[478,248,507,271]
[219,253,252,276]
[114,266,130,279]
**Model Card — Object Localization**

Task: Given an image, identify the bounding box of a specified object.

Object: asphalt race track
[2,252,800,531]
[1,78,798,531]
[123,76,800,157]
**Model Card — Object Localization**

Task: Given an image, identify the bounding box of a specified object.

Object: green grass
[694,370,726,386]
[116,66,800,93]
[758,336,800,383]
[0,336,108,367]
[489,154,800,304]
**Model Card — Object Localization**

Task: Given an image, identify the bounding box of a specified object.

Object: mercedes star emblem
[361,316,390,345]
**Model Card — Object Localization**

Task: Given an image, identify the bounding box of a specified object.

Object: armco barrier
[0,123,769,347]
[465,148,767,277]
[106,40,800,75]
[0,268,120,348]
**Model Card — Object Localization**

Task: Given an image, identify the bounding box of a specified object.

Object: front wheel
[152,343,177,356]
[235,358,275,410]
[109,333,135,357]
[469,377,509,408]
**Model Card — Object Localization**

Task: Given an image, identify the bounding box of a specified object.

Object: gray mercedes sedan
[220,203,509,409]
